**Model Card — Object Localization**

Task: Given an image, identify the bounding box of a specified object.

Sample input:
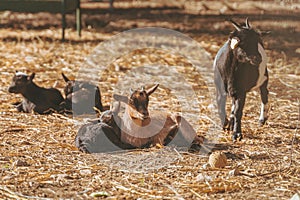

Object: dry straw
[1,4,300,198]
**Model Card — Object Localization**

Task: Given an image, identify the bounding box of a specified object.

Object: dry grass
[0,0,300,199]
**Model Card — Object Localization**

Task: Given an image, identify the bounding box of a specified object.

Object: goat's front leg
[232,93,246,141]
[21,99,35,113]
[13,101,24,112]
[259,81,269,125]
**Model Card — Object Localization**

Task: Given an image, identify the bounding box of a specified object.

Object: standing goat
[113,84,203,150]
[61,73,106,115]
[214,18,269,141]
[8,71,64,114]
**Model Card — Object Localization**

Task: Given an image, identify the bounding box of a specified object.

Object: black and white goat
[213,18,269,141]
[8,71,64,114]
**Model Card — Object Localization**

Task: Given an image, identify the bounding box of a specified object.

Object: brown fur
[113,84,203,149]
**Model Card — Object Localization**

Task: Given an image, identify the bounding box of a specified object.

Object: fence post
[76,0,81,37]
[61,0,66,41]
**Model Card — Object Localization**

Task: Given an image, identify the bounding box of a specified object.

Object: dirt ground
[0,0,300,199]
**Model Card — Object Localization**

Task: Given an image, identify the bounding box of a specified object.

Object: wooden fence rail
[0,0,81,40]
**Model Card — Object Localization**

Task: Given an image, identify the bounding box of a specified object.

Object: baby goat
[61,73,106,115]
[113,84,203,150]
[8,71,64,114]
[214,18,269,141]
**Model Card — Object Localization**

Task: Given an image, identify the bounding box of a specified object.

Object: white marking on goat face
[252,43,268,90]
[230,37,240,50]
[15,71,28,77]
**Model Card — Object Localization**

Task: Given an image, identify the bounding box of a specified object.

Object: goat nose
[142,110,149,117]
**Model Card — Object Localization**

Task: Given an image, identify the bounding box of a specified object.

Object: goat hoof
[222,118,229,130]
[188,143,201,152]
[232,132,242,142]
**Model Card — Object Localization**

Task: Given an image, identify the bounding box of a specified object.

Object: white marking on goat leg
[259,102,269,123]
[230,103,235,118]
[252,44,268,90]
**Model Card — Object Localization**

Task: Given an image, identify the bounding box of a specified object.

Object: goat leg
[227,99,235,131]
[232,94,246,141]
[259,80,269,125]
[13,101,24,112]
[214,71,228,129]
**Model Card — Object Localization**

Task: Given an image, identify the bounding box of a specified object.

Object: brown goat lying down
[75,84,203,153]
[8,71,64,114]
[113,84,204,149]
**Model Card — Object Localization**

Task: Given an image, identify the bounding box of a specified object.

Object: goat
[75,102,135,153]
[61,73,107,115]
[213,18,269,141]
[8,71,64,114]
[113,84,204,150]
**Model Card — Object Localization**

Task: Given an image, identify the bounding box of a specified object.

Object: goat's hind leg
[259,81,269,125]
[217,92,233,130]
[214,68,229,129]
[216,88,229,130]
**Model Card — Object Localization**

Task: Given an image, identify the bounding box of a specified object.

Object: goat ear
[28,73,35,81]
[230,37,240,50]
[146,84,159,96]
[245,17,251,29]
[111,101,121,113]
[229,19,242,31]
[130,88,134,95]
[113,94,129,104]
[62,73,70,82]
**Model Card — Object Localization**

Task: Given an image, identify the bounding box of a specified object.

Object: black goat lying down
[8,71,64,114]
[75,102,135,153]
[214,18,269,141]
[61,73,107,115]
